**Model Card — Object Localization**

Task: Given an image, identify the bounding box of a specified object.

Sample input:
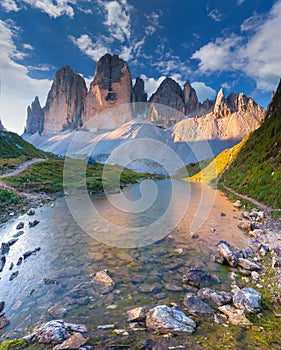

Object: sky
[0,0,281,134]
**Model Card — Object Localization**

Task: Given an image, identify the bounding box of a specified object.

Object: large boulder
[146,305,196,334]
[183,293,214,318]
[197,288,232,307]
[91,270,115,294]
[218,305,251,326]
[238,258,261,271]
[232,287,261,313]
[24,320,87,344]
[182,268,218,288]
[216,241,238,267]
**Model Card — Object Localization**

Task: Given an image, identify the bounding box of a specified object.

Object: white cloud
[70,34,110,62]
[237,0,246,5]
[192,0,281,92]
[119,45,133,61]
[0,0,19,11]
[140,74,166,99]
[0,20,51,134]
[28,64,52,72]
[144,11,162,36]
[22,43,33,50]
[154,50,192,76]
[97,0,132,43]
[240,13,264,32]
[191,82,216,102]
[1,0,95,17]
[241,0,281,91]
[191,35,242,73]
[208,9,225,22]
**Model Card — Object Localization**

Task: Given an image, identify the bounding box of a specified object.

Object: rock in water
[29,220,40,227]
[0,315,10,331]
[24,320,87,344]
[16,222,24,230]
[91,270,115,294]
[197,288,232,306]
[183,293,214,317]
[48,305,67,318]
[146,305,196,334]
[182,268,217,288]
[0,301,4,313]
[27,208,36,216]
[0,255,6,272]
[1,242,10,254]
[9,271,19,281]
[232,287,261,313]
[216,241,238,267]
[53,333,87,350]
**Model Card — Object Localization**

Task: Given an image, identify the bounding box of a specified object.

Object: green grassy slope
[185,134,250,184]
[2,160,165,194]
[0,131,55,159]
[220,80,281,208]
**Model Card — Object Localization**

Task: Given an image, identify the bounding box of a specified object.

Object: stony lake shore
[0,187,281,349]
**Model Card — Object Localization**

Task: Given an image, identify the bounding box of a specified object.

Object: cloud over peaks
[192,0,281,92]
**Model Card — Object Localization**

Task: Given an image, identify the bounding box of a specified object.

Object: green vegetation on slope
[173,158,212,179]
[186,135,250,184]
[0,189,22,211]
[2,160,164,194]
[220,81,281,208]
[0,131,55,160]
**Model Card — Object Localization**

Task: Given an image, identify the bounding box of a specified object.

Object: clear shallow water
[0,180,246,340]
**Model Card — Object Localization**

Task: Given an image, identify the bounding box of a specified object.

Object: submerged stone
[146,305,196,334]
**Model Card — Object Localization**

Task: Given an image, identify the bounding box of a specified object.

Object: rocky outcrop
[43,66,87,135]
[0,119,5,131]
[183,81,199,115]
[146,305,196,334]
[173,88,265,144]
[82,54,133,129]
[148,78,185,127]
[26,97,44,135]
[131,77,147,115]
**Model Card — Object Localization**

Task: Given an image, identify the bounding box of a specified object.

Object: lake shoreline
[1,181,281,349]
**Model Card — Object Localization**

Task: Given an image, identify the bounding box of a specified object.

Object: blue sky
[0,0,280,134]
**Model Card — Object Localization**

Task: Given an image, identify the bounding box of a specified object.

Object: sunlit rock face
[173,88,265,143]
[82,54,133,130]
[43,66,87,135]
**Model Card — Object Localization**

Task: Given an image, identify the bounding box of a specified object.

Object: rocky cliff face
[148,78,186,127]
[24,55,264,140]
[0,119,5,131]
[131,77,147,115]
[26,96,44,135]
[43,66,87,135]
[82,54,133,129]
[183,81,200,114]
[173,88,265,145]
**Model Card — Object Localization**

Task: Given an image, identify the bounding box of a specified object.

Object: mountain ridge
[25,53,264,137]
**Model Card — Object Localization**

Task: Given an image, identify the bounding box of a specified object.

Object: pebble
[97,324,115,330]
